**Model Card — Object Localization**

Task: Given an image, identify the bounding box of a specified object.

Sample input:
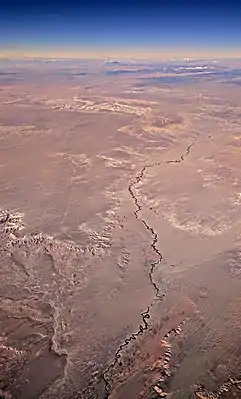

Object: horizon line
[1,54,241,61]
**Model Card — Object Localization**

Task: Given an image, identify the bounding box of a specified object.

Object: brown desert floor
[1,62,241,399]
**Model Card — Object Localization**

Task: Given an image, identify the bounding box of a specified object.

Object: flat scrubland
[1,60,241,399]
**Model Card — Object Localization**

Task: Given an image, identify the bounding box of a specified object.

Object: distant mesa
[104,60,122,65]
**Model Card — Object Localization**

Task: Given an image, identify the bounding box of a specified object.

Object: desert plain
[1,59,241,398]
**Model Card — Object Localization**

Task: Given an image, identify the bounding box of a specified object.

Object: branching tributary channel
[102,143,193,398]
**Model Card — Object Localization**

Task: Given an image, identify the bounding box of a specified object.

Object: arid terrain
[1,58,241,399]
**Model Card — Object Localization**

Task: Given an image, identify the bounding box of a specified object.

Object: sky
[1,0,241,59]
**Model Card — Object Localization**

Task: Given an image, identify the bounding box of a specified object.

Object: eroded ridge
[195,378,241,399]
[151,320,187,398]
[102,143,194,397]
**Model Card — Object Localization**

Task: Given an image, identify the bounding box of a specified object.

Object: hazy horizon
[1,0,241,60]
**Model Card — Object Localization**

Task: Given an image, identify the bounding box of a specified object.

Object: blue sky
[1,0,241,58]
